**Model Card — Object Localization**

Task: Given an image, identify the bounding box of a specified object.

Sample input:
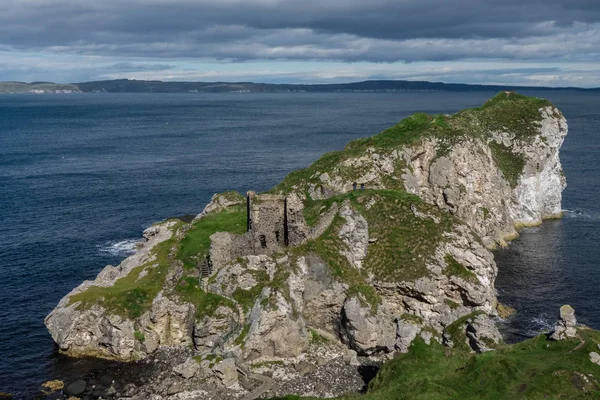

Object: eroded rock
[340,297,396,355]
[550,305,577,341]
[466,314,502,352]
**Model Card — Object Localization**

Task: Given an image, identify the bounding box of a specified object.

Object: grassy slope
[272,92,553,193]
[295,189,461,310]
[272,328,600,400]
[177,204,247,270]
[70,204,247,319]
[69,220,185,319]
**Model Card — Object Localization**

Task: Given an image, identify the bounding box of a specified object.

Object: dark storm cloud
[1,0,600,62]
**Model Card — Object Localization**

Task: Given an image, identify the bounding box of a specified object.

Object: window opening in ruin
[259,234,267,248]
[247,194,252,232]
[275,230,280,243]
[283,197,290,246]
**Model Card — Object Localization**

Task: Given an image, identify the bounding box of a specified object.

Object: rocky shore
[40,92,570,399]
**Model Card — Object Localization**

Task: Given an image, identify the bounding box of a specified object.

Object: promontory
[44,92,600,400]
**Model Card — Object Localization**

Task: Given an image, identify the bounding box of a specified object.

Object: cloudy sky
[1,0,600,86]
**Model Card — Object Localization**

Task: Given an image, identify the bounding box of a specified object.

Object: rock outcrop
[277,93,567,248]
[45,92,567,398]
[550,304,578,341]
[45,221,185,360]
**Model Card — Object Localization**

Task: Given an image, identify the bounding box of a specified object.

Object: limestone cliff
[274,92,567,247]
[45,92,567,396]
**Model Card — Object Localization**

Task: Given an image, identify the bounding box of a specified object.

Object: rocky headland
[42,92,588,399]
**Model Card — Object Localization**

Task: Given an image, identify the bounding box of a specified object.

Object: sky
[1,0,600,87]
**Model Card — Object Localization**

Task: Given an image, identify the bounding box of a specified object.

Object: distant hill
[0,81,81,93]
[1,79,599,93]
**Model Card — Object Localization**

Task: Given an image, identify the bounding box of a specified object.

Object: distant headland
[1,79,599,94]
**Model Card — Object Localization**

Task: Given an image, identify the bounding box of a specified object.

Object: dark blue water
[0,92,598,397]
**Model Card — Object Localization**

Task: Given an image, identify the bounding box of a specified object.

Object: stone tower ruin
[208,191,309,270]
[246,191,307,254]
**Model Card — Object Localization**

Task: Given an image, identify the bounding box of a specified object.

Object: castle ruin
[207,191,309,271]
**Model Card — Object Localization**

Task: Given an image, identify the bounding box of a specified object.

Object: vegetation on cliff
[69,204,247,319]
[46,92,572,399]
[273,91,555,194]
[65,91,546,334]
[274,327,600,400]
[69,220,185,319]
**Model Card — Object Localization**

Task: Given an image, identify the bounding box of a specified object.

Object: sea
[0,91,598,398]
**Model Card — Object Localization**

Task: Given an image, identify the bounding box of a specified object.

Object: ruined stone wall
[285,194,308,246]
[248,192,286,254]
[209,192,310,268]
[209,231,253,270]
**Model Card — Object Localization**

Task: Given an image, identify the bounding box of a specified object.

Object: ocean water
[0,91,598,397]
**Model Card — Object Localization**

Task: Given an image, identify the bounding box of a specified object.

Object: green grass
[400,313,424,324]
[488,141,526,188]
[69,221,183,319]
[470,91,552,141]
[177,204,247,269]
[303,195,342,227]
[271,151,348,194]
[69,202,247,319]
[293,212,381,311]
[353,190,455,282]
[310,329,330,345]
[235,323,250,347]
[293,189,459,310]
[174,277,234,318]
[134,330,145,342]
[345,113,431,150]
[444,255,478,282]
[251,360,285,369]
[482,207,490,220]
[294,189,457,311]
[445,299,461,310]
[269,328,600,400]
[270,114,430,195]
[443,311,484,352]
[269,92,553,196]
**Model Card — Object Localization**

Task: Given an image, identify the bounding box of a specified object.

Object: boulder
[213,358,238,387]
[340,297,396,355]
[589,352,600,366]
[288,255,347,333]
[550,305,577,341]
[64,379,87,397]
[149,292,195,347]
[193,305,238,350]
[167,382,185,395]
[173,357,200,379]
[395,319,421,353]
[465,314,502,352]
[342,349,360,366]
[243,289,309,360]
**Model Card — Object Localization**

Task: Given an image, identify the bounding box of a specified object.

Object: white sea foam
[526,314,554,336]
[563,209,600,221]
[98,239,139,257]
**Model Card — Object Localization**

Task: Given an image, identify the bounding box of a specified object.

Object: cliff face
[45,92,567,394]
[279,92,567,247]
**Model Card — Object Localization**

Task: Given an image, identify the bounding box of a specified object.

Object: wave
[562,209,600,221]
[98,239,139,257]
[525,313,554,337]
